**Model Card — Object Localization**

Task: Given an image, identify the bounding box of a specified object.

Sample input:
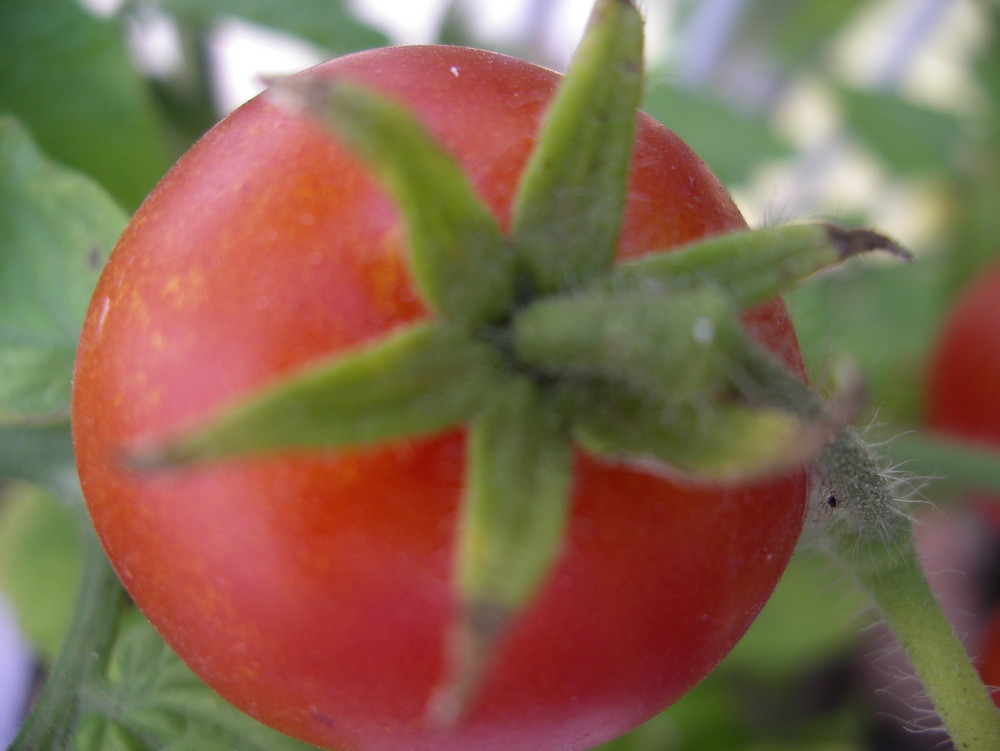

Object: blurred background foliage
[1,0,999,749]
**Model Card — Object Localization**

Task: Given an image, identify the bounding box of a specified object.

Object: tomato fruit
[926,257,1000,527]
[927,258,1000,451]
[72,45,807,751]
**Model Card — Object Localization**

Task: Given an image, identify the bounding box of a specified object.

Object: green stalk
[816,429,1000,750]
[717,344,1000,747]
[11,521,131,750]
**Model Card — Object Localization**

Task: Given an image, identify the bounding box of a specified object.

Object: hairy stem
[10,521,131,750]
[816,429,1000,750]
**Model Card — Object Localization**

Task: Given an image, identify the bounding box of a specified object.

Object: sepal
[511,0,644,293]
[431,376,572,725]
[268,78,515,326]
[131,322,505,467]
[514,288,835,481]
[604,223,910,307]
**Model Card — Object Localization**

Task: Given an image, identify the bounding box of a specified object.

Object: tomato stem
[10,520,131,751]
[816,428,1000,750]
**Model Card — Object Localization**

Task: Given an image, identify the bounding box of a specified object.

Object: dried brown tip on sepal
[426,601,510,730]
[822,224,913,261]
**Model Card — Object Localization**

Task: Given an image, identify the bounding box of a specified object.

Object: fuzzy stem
[10,521,131,750]
[816,429,1000,750]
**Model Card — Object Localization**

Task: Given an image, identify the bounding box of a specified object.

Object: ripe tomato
[926,257,1000,526]
[72,45,807,751]
[927,257,1000,449]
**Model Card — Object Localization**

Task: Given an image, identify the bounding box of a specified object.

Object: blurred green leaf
[158,0,388,55]
[889,432,1000,495]
[0,0,173,208]
[592,710,679,750]
[0,420,78,500]
[837,86,964,176]
[725,548,864,680]
[0,117,125,419]
[0,484,81,661]
[70,608,321,751]
[731,0,873,70]
[971,6,1000,142]
[643,82,791,187]
[784,254,948,425]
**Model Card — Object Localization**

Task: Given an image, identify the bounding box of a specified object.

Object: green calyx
[139,0,909,722]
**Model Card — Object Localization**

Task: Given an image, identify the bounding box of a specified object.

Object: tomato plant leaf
[784,250,946,424]
[0,484,81,661]
[158,0,388,56]
[837,86,963,176]
[724,547,864,681]
[136,322,505,466]
[0,419,79,500]
[0,118,126,418]
[0,0,173,209]
[433,376,572,725]
[642,81,791,189]
[722,0,869,71]
[590,709,676,750]
[603,223,909,307]
[269,79,515,325]
[511,0,644,293]
[887,432,1000,496]
[67,608,322,751]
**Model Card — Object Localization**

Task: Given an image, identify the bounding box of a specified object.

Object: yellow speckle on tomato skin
[161,271,208,309]
[365,225,420,318]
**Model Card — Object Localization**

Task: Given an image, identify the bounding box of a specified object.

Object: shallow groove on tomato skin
[71,44,808,751]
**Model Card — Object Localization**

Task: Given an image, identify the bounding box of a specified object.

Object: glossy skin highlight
[72,45,807,751]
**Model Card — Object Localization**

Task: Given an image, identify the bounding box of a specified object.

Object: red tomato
[926,257,1000,526]
[72,46,807,751]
